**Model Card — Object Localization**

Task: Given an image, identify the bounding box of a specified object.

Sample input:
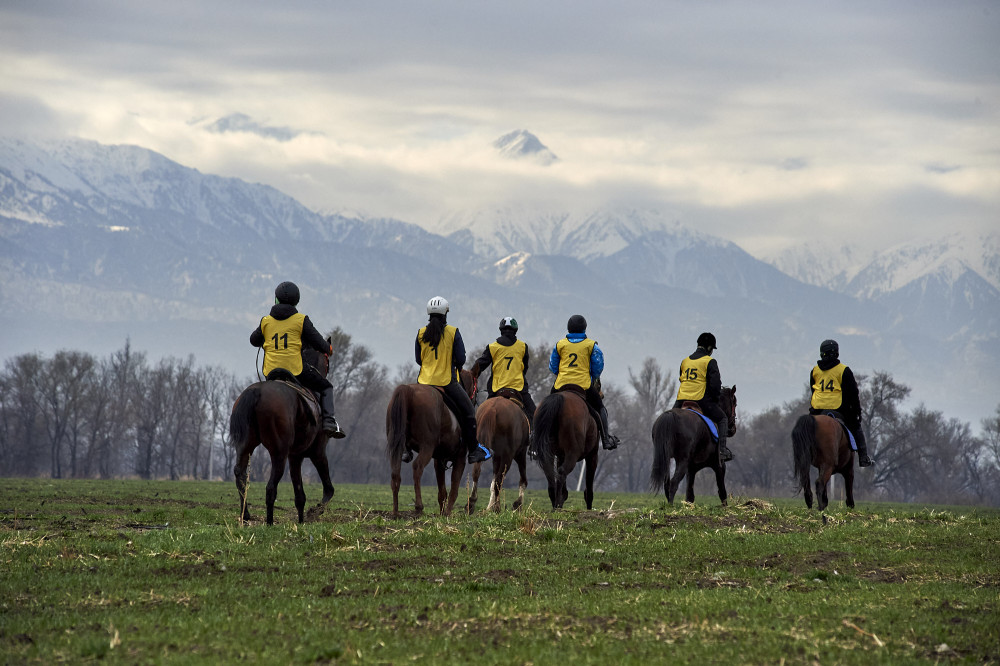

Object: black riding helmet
[567,314,587,334]
[499,316,518,332]
[697,332,717,351]
[275,281,300,306]
[820,339,839,360]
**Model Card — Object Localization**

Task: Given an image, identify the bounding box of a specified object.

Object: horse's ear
[326,335,332,345]
[732,384,736,394]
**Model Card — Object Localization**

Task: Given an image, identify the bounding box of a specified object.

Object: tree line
[2,330,999,506]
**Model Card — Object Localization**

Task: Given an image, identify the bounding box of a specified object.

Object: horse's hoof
[512,499,523,511]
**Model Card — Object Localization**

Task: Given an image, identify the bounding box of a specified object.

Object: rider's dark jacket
[809,358,862,427]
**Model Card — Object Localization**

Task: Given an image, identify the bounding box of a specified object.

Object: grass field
[1,476,998,664]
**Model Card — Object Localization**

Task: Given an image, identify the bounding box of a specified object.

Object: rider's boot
[599,406,620,450]
[318,388,346,439]
[465,418,493,464]
[717,416,733,463]
[401,449,414,463]
[855,428,872,467]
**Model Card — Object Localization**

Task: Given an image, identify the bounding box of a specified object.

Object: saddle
[496,387,523,407]
[265,369,321,427]
[818,410,858,451]
[681,402,719,442]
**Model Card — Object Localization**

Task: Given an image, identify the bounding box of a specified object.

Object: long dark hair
[421,313,447,349]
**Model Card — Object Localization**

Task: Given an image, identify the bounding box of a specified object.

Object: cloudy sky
[2,1,997,254]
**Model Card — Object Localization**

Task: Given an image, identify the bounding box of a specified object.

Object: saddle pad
[685,408,718,441]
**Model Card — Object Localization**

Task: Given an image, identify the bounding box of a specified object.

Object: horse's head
[722,385,737,436]
[303,346,330,377]
[458,368,477,405]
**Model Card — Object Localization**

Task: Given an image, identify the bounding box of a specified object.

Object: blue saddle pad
[821,411,857,451]
[685,409,718,441]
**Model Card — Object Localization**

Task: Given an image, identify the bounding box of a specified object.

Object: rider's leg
[298,368,345,439]
[851,423,872,467]
[586,385,620,450]
[702,401,731,463]
[444,381,491,463]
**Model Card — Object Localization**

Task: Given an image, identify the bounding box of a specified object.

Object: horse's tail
[385,385,410,461]
[229,385,260,451]
[791,414,816,492]
[531,393,564,469]
[648,410,676,492]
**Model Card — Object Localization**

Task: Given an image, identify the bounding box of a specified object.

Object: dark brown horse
[385,370,475,517]
[531,389,600,510]
[468,392,531,512]
[229,349,335,525]
[649,386,737,505]
[792,413,855,510]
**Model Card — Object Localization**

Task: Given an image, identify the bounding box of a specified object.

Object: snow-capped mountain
[2,137,997,425]
[763,243,877,292]
[492,130,558,165]
[432,205,693,262]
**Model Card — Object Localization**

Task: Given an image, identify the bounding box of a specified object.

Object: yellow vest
[260,313,306,376]
[677,354,712,401]
[811,363,846,410]
[488,340,527,391]
[417,325,458,386]
[553,338,595,390]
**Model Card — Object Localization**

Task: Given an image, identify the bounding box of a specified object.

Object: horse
[531,389,600,510]
[385,370,476,517]
[648,386,738,505]
[229,348,335,525]
[467,391,531,513]
[791,413,855,510]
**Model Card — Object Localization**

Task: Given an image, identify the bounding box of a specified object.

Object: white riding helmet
[426,296,450,315]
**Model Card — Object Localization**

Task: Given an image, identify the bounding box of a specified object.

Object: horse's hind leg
[308,444,335,505]
[265,452,287,525]
[234,445,254,522]
[843,465,855,509]
[583,451,597,511]
[435,460,449,515]
[288,456,307,523]
[800,464,814,508]
[487,460,509,512]
[512,450,527,511]
[467,462,483,514]
[685,465,697,503]
[815,466,832,512]
[667,458,686,504]
[713,462,728,507]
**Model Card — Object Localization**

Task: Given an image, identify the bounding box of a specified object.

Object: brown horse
[648,386,737,505]
[229,349,335,525]
[792,413,855,510]
[468,393,531,512]
[385,370,475,517]
[531,389,600,510]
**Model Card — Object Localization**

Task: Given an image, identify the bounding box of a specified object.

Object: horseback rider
[808,339,873,467]
[548,315,620,450]
[673,332,732,463]
[470,316,536,423]
[250,281,346,439]
[412,296,492,465]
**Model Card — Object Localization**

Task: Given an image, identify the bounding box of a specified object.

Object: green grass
[1,477,998,664]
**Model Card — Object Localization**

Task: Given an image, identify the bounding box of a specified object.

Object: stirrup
[602,434,620,450]
[324,418,346,439]
[468,443,493,464]
[858,454,872,467]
